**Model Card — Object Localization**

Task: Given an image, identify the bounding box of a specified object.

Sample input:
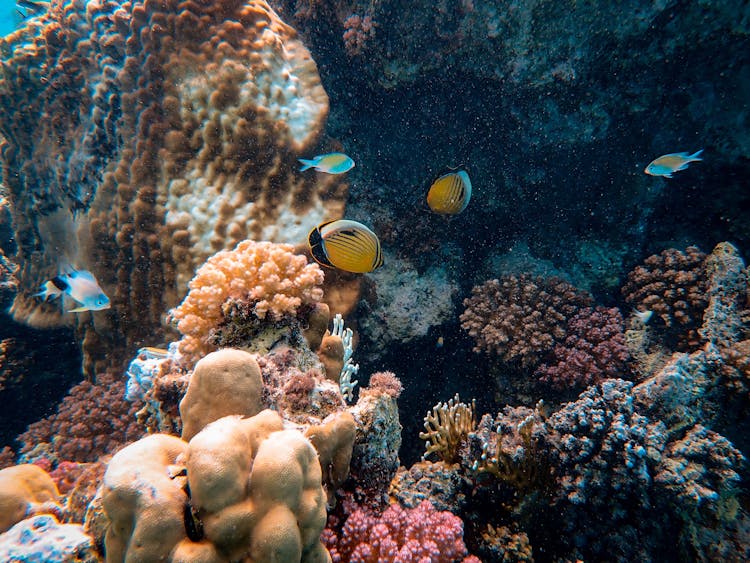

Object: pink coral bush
[169,240,324,364]
[323,500,479,562]
[536,306,630,390]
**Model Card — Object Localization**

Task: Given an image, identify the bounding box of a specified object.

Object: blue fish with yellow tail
[35,268,111,313]
[644,150,703,178]
[298,153,355,174]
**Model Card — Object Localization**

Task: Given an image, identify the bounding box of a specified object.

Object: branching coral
[535,306,630,390]
[17,373,144,466]
[622,246,709,350]
[460,275,592,368]
[322,500,479,563]
[420,394,476,464]
[168,240,324,365]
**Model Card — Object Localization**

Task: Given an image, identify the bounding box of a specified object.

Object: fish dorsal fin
[69,269,96,282]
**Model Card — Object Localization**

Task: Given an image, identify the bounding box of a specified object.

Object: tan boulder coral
[0,464,61,533]
[101,434,189,562]
[101,410,331,562]
[179,349,264,441]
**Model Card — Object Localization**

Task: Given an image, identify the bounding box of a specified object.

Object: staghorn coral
[17,373,145,466]
[460,274,592,368]
[535,306,631,391]
[419,394,476,464]
[168,239,324,365]
[2,0,345,375]
[622,246,709,350]
[322,500,478,563]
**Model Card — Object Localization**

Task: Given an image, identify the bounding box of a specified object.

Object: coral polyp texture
[460,274,592,368]
[535,306,630,390]
[322,500,478,563]
[622,246,709,349]
[0,0,345,373]
[168,239,324,365]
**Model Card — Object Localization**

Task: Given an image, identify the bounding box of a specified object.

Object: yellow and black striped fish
[308,219,384,274]
[426,170,472,215]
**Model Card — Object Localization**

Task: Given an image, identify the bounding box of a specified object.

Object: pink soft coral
[323,500,478,562]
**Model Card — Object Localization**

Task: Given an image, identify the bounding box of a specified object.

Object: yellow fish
[308,219,383,274]
[426,170,472,214]
[298,153,355,174]
[644,150,703,178]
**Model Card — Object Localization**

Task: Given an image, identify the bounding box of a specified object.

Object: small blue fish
[644,150,703,178]
[298,153,355,174]
[35,269,110,313]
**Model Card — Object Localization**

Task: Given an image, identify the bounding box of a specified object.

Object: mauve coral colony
[0,0,748,562]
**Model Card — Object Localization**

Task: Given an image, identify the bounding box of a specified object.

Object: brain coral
[168,239,324,364]
[0,0,345,374]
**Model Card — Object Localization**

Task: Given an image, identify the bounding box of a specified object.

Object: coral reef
[0,514,97,563]
[17,373,144,466]
[1,0,345,374]
[622,246,709,350]
[460,274,592,368]
[535,306,630,391]
[168,239,324,365]
[102,411,331,562]
[322,500,478,563]
[357,253,458,357]
[0,464,61,533]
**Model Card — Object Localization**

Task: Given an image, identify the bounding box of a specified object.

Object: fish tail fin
[298,159,316,171]
[688,149,704,161]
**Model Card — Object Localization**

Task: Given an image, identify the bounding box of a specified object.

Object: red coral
[17,373,145,465]
[536,307,631,390]
[622,246,709,349]
[323,500,477,563]
[460,275,592,368]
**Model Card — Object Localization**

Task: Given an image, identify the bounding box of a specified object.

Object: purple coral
[536,306,631,390]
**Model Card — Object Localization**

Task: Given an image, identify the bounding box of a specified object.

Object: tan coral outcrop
[101,411,331,562]
[101,434,189,562]
[179,348,264,441]
[305,411,356,496]
[0,464,61,533]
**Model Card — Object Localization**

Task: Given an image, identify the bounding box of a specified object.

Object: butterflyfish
[426,170,472,215]
[308,219,383,274]
[644,150,703,178]
[298,153,355,174]
[35,268,110,313]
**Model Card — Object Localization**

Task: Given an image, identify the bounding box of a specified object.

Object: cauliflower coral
[169,240,324,364]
